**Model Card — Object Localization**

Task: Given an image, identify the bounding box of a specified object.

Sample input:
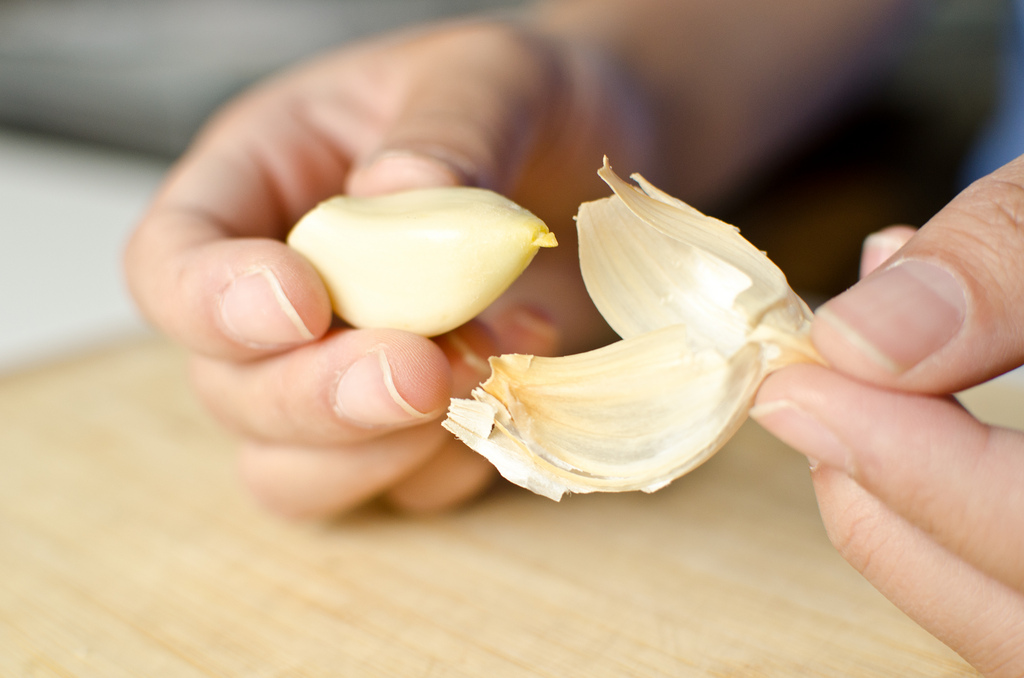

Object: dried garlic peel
[443,158,822,501]
[287,187,557,337]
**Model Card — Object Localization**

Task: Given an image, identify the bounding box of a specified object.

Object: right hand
[753,157,1024,675]
[123,17,651,518]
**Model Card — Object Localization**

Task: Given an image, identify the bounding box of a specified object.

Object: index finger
[811,465,1024,676]
[754,363,1024,593]
[811,155,1024,393]
[123,86,351,359]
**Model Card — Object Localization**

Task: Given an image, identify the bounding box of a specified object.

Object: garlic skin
[287,187,557,337]
[580,161,819,370]
[444,159,821,501]
[444,327,764,500]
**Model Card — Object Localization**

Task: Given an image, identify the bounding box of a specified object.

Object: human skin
[123,0,914,516]
[122,0,1024,668]
[123,0,1024,669]
[751,157,1024,676]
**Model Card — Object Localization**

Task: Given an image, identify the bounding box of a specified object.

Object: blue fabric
[963,0,1024,182]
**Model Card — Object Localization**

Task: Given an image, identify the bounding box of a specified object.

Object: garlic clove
[443,325,765,501]
[287,187,556,337]
[444,159,822,500]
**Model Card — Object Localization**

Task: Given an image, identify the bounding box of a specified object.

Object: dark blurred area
[729,0,1011,297]
[0,0,1011,299]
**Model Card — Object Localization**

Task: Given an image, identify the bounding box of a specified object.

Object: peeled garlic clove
[443,325,765,501]
[444,159,822,500]
[287,187,557,337]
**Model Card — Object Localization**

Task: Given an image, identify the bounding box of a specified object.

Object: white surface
[0,127,168,374]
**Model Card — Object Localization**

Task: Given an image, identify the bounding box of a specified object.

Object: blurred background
[0,0,1012,376]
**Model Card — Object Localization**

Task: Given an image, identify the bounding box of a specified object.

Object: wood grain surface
[0,338,980,677]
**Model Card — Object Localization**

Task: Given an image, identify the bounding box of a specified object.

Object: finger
[858,225,916,278]
[345,23,560,197]
[383,305,562,512]
[329,23,626,355]
[124,86,351,359]
[483,304,562,357]
[231,325,497,518]
[811,155,1024,393]
[127,230,332,359]
[812,466,1024,676]
[189,326,494,446]
[235,310,558,517]
[238,424,449,519]
[752,364,1024,592]
[383,438,498,513]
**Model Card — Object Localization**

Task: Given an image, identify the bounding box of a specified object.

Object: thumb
[812,154,1024,394]
[344,23,560,197]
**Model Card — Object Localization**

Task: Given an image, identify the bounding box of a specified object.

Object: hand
[123,1,915,518]
[751,156,1024,675]
[124,17,648,518]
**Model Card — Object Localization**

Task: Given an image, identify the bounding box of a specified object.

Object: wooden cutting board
[0,337,979,677]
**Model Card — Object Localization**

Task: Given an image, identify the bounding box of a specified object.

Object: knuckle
[186,350,383,447]
[954,175,1024,266]
[966,174,1024,235]
[936,173,1024,313]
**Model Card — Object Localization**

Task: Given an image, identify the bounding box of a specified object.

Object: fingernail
[860,231,907,278]
[349,151,466,196]
[442,330,492,378]
[503,307,560,356]
[749,400,850,471]
[817,259,966,373]
[334,349,435,427]
[220,268,314,348]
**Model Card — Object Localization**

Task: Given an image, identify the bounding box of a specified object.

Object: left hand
[750,157,1024,676]
[125,18,641,518]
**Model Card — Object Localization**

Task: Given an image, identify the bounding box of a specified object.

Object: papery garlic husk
[288,187,557,337]
[443,158,822,501]
[444,326,765,500]
[579,160,813,352]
